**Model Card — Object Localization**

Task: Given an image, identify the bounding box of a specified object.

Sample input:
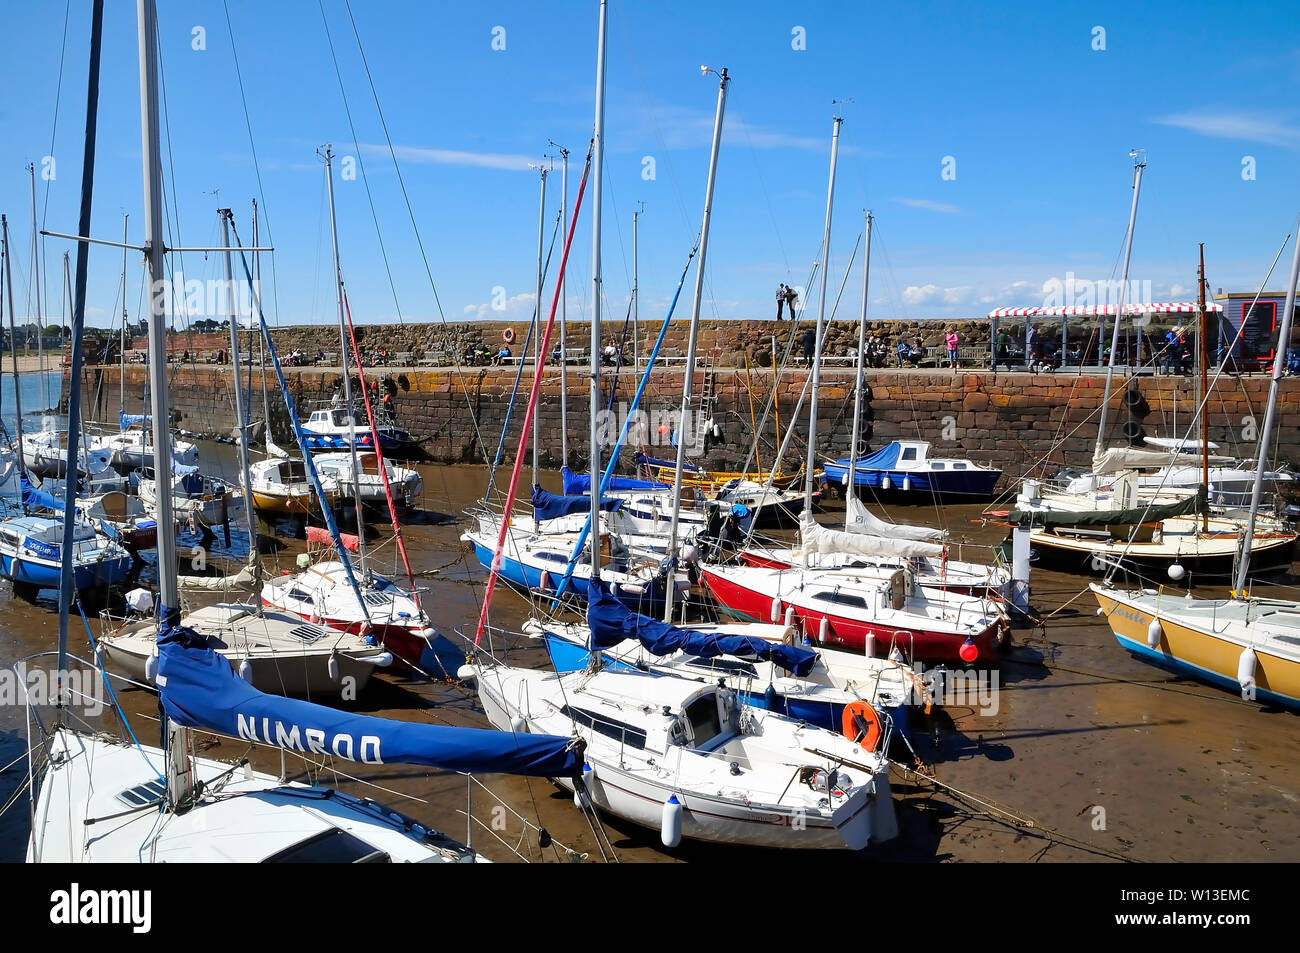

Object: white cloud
[893,196,961,214]
[1153,110,1300,149]
[361,143,540,171]
[461,291,537,320]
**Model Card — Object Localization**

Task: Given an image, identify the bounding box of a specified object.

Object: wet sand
[1,455,1297,863]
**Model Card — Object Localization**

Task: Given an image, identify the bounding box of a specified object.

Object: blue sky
[0,0,1298,333]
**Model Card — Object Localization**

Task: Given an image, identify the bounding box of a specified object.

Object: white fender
[882,475,892,491]
[841,472,849,487]
[1146,617,1162,649]
[818,615,830,643]
[902,475,912,492]
[239,657,254,683]
[769,597,782,623]
[328,653,340,681]
[661,795,683,848]
[864,630,876,657]
[784,604,795,628]
[540,570,551,591]
[144,651,159,685]
[1237,647,1257,694]
[1167,563,1185,582]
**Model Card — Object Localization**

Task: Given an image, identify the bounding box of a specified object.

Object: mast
[254,199,270,439]
[118,213,128,414]
[1198,244,1210,532]
[1093,153,1145,473]
[553,144,569,467]
[322,145,369,580]
[55,0,104,701]
[633,202,642,374]
[137,0,192,808]
[531,164,547,489]
[29,164,48,410]
[662,65,729,624]
[2,218,25,474]
[220,209,259,576]
[803,117,843,526]
[846,210,872,528]
[1234,221,1300,596]
[588,0,607,590]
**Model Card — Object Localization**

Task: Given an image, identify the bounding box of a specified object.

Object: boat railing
[13,650,153,745]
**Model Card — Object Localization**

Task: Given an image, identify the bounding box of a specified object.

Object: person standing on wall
[776,283,787,320]
[785,284,799,318]
[992,327,1009,372]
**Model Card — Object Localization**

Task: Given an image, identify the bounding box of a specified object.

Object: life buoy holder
[841,700,882,751]
[503,328,516,344]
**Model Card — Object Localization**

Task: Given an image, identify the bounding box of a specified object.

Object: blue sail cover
[632,454,702,474]
[155,608,583,778]
[120,411,151,430]
[560,466,666,494]
[845,442,902,470]
[531,485,622,521]
[20,473,65,512]
[585,581,816,677]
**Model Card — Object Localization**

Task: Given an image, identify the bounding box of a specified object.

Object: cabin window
[263,827,389,863]
[952,463,967,470]
[901,447,917,461]
[931,462,945,470]
[535,552,571,564]
[811,591,869,610]
[684,694,723,748]
[560,705,646,749]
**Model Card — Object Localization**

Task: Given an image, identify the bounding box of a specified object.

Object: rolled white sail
[802,516,944,559]
[845,494,945,541]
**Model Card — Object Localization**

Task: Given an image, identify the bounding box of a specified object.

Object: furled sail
[531,485,622,521]
[585,580,817,676]
[1008,485,1208,527]
[1091,448,1233,474]
[156,607,584,777]
[845,494,945,541]
[801,516,945,559]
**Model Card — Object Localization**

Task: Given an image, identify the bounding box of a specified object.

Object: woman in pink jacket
[945,328,960,370]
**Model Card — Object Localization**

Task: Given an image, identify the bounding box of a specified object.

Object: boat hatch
[684,692,725,750]
[811,591,870,610]
[286,625,331,644]
[262,827,390,863]
[560,704,647,750]
[115,777,167,809]
[362,592,392,607]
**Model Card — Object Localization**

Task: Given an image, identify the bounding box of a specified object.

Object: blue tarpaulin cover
[155,607,584,777]
[531,484,622,521]
[120,411,151,430]
[585,581,817,676]
[836,442,902,470]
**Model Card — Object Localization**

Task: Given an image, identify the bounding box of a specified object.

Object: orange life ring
[502,328,516,344]
[841,700,882,751]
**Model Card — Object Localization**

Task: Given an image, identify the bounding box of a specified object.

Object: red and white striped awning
[987,302,1222,318]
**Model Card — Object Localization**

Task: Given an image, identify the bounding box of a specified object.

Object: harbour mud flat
[2,460,1297,862]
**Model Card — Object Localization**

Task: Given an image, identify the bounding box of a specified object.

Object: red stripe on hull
[701,568,1001,664]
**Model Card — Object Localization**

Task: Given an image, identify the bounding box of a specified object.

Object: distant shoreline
[3,355,61,373]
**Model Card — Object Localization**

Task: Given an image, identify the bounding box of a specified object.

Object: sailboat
[28,0,584,864]
[1093,226,1300,708]
[92,410,199,473]
[256,152,459,677]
